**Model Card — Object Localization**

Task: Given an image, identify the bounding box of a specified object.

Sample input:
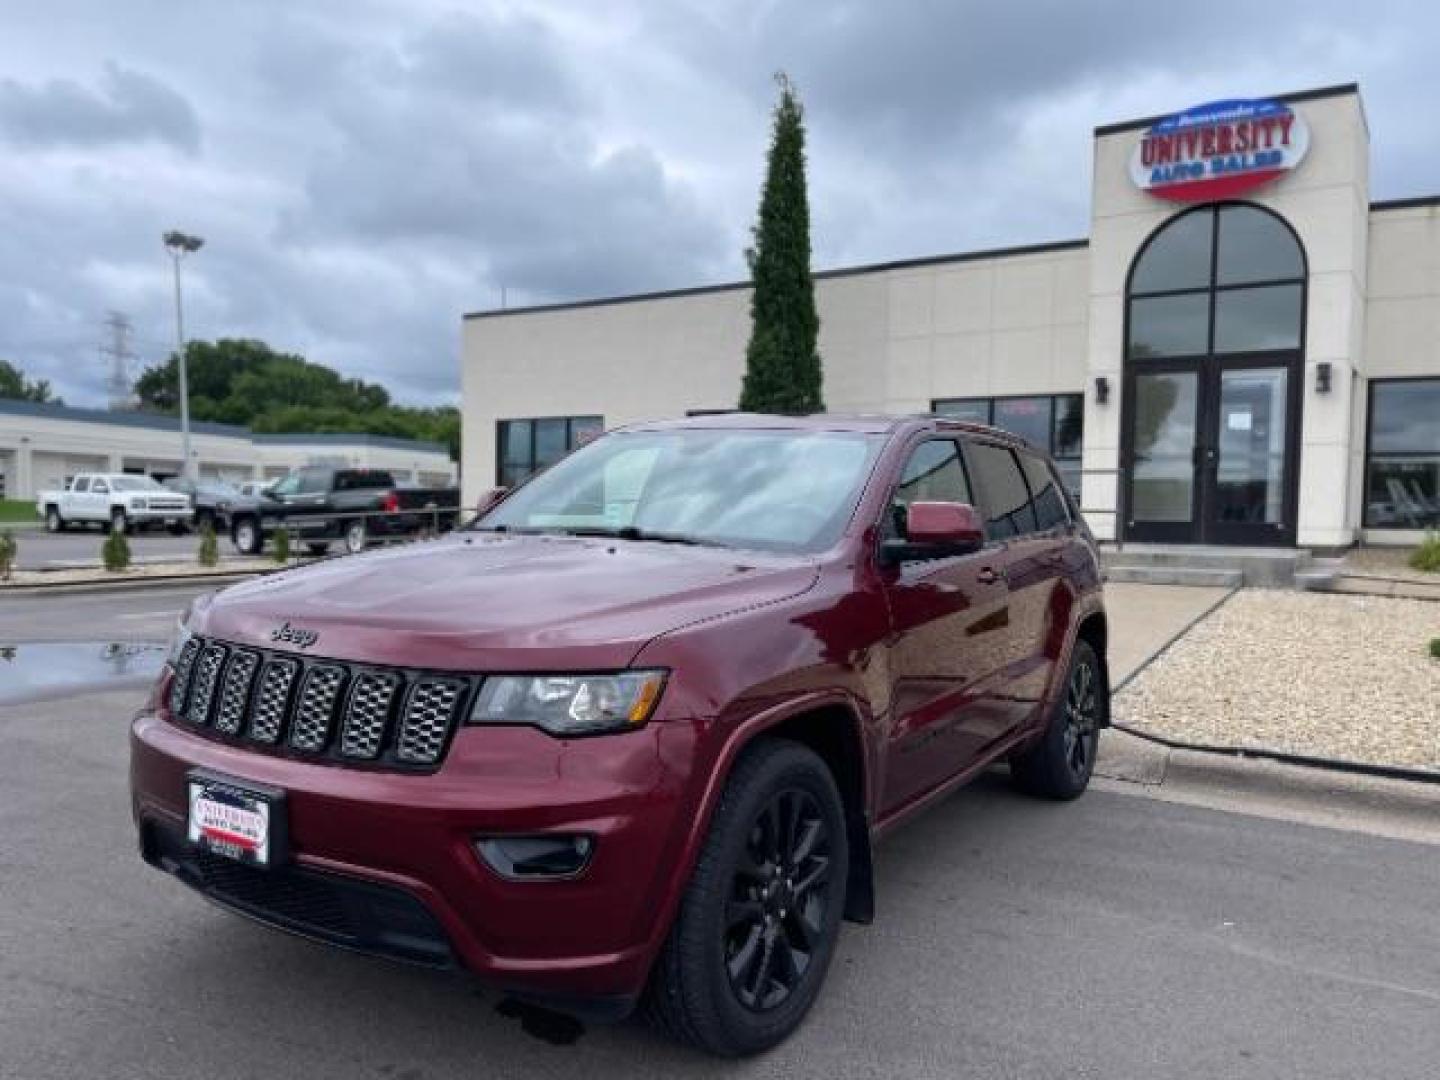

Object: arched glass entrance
[1121,203,1306,545]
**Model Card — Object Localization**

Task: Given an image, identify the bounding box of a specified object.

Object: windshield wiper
[553,526,712,547]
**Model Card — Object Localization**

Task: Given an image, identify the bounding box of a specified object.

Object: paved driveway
[3,684,1439,1079]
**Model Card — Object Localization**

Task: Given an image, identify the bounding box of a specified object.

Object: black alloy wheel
[645,739,848,1056]
[1061,654,1100,781]
[725,788,833,1012]
[1010,638,1106,800]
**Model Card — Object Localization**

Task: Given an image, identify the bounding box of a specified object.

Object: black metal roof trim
[463,238,1089,320]
[1370,195,1440,212]
[1094,82,1361,137]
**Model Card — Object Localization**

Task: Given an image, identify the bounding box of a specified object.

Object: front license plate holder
[186,768,288,869]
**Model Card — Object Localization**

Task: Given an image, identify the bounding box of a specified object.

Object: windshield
[479,428,884,553]
[112,476,165,492]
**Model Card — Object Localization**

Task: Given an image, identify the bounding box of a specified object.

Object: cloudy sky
[2,1,1436,407]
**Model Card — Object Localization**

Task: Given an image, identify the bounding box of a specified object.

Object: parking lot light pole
[163,230,204,480]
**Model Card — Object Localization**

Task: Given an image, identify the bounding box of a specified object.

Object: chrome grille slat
[341,672,400,759]
[186,643,228,726]
[250,659,298,744]
[168,637,202,716]
[214,650,260,735]
[290,665,347,751]
[397,678,463,765]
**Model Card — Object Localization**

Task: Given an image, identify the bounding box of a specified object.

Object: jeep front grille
[164,636,471,771]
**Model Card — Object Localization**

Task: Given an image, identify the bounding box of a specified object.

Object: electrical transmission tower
[101,311,137,411]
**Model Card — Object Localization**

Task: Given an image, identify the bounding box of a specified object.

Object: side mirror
[881,501,985,564]
[475,486,510,517]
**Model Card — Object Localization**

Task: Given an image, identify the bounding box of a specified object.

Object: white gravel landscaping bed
[1114,589,1440,771]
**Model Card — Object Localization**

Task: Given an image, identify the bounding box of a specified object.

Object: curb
[1112,723,1440,788]
[0,568,274,596]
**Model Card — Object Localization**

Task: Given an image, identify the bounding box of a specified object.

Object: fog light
[476,835,594,880]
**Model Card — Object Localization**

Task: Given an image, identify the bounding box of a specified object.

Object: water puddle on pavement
[0,642,165,705]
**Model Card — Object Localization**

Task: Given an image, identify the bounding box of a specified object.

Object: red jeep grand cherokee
[131,414,1108,1056]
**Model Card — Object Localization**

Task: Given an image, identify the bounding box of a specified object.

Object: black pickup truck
[228,466,460,556]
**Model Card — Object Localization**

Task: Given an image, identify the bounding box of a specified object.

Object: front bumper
[130,707,705,1008]
[128,507,194,524]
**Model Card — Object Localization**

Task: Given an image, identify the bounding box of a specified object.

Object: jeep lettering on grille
[270,622,319,649]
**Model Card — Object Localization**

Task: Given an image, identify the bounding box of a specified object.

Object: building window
[497,416,603,486]
[1127,204,1305,360]
[1365,379,1440,529]
[932,394,1084,501]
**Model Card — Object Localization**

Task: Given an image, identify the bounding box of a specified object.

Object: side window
[91,479,110,494]
[296,469,328,495]
[965,442,1038,540]
[72,477,90,493]
[886,440,972,539]
[1020,452,1070,532]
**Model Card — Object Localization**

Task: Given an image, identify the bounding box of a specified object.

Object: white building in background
[0,398,456,501]
[460,83,1440,548]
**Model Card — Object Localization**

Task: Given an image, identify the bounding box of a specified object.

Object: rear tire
[1009,639,1106,800]
[645,739,848,1057]
[305,542,331,556]
[45,506,65,533]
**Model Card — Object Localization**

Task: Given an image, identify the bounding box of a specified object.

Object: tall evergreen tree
[739,74,823,414]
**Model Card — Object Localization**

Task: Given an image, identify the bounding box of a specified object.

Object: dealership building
[0,397,456,502]
[461,83,1439,548]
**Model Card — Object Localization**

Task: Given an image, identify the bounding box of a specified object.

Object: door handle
[977,566,1006,585]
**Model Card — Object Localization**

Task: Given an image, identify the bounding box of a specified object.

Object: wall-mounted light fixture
[1094,376,1110,405]
[1315,362,1333,393]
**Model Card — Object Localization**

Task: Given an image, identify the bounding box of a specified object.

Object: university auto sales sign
[1129,98,1310,201]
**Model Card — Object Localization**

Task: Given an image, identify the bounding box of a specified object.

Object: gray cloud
[0,63,200,154]
[0,0,1436,409]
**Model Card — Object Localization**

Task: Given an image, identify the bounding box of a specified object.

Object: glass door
[1127,368,1201,542]
[1202,362,1298,546]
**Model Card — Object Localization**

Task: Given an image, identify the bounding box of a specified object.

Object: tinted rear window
[965,442,1037,539]
[335,470,395,491]
[1020,452,1069,531]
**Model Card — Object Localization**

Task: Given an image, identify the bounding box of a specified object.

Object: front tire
[109,509,129,535]
[1009,639,1106,800]
[646,739,848,1056]
[343,519,367,555]
[232,517,262,556]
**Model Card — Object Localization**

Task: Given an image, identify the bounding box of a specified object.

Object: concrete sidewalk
[1103,580,1234,685]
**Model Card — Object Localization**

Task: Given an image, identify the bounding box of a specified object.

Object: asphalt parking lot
[2,587,1439,1078]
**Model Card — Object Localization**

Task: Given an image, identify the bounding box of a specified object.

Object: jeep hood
[194,532,820,671]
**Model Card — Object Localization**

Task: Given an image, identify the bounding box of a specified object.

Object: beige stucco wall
[1087,89,1370,546]
[1366,203,1440,377]
[460,245,1090,503]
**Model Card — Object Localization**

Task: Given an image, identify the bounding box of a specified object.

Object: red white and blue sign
[1129,98,1310,202]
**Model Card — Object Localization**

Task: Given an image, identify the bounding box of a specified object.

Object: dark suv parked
[131,414,1107,1056]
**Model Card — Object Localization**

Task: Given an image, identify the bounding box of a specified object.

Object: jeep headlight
[469,671,666,736]
[132,498,147,510]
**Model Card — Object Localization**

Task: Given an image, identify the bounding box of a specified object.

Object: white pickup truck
[37,473,193,534]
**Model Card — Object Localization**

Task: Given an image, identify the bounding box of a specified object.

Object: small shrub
[0,529,16,581]
[1430,637,1440,660]
[272,525,291,565]
[197,522,219,568]
[1409,532,1440,573]
[102,528,131,572]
